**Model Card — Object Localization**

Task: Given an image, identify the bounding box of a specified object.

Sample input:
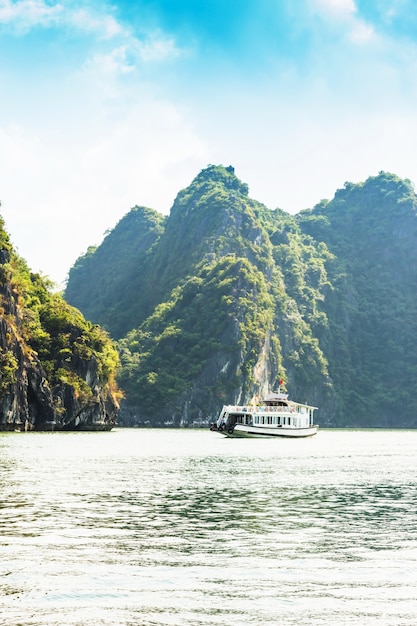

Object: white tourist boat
[210,390,318,438]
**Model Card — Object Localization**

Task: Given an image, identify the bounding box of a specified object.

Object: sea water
[1,428,417,625]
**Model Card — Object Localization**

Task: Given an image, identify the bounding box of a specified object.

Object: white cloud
[0,0,127,40]
[66,7,124,40]
[0,0,62,31]
[0,0,183,78]
[376,0,411,25]
[0,82,207,285]
[82,46,137,82]
[2,0,417,289]
[348,20,375,42]
[78,35,182,99]
[135,31,181,63]
[84,33,181,77]
[309,0,375,43]
[0,1,192,284]
[311,0,357,19]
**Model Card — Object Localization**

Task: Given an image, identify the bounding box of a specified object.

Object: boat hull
[220,424,318,438]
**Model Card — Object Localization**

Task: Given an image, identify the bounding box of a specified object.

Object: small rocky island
[0,219,121,431]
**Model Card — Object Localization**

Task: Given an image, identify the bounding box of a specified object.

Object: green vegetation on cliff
[0,215,121,431]
[118,255,275,416]
[66,165,331,425]
[297,172,417,425]
[65,206,166,338]
[65,166,417,427]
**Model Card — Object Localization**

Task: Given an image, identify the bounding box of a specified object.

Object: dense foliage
[66,166,331,424]
[0,215,121,428]
[297,172,417,425]
[65,207,166,338]
[118,255,275,414]
[65,166,417,427]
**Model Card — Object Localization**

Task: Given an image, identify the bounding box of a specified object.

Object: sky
[2,0,417,286]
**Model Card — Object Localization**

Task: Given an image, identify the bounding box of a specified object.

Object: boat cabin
[211,390,318,437]
[217,392,316,431]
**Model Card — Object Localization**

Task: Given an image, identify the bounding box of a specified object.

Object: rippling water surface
[1,428,417,625]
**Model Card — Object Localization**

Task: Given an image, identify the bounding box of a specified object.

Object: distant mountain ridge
[65,165,417,427]
[65,206,166,338]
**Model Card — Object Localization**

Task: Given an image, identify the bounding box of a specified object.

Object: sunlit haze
[1,0,417,285]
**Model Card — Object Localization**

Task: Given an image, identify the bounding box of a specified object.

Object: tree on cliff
[0,218,122,431]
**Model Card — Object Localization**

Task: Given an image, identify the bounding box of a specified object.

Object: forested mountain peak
[171,164,249,211]
[296,171,417,424]
[65,166,417,427]
[304,171,416,222]
[147,165,273,310]
[65,165,332,423]
[333,171,415,205]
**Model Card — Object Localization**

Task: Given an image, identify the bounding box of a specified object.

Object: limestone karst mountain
[65,166,417,428]
[0,218,121,431]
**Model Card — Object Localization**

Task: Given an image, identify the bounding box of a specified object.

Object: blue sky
[2,0,417,285]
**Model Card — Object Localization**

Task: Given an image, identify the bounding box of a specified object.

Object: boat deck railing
[224,405,299,414]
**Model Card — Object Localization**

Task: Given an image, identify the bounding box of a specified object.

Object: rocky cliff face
[69,165,331,427]
[66,166,417,428]
[0,245,120,431]
[51,351,119,432]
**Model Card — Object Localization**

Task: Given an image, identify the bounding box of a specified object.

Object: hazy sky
[2,0,417,285]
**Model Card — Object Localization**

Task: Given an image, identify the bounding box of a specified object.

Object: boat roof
[263,392,289,402]
[263,392,318,410]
